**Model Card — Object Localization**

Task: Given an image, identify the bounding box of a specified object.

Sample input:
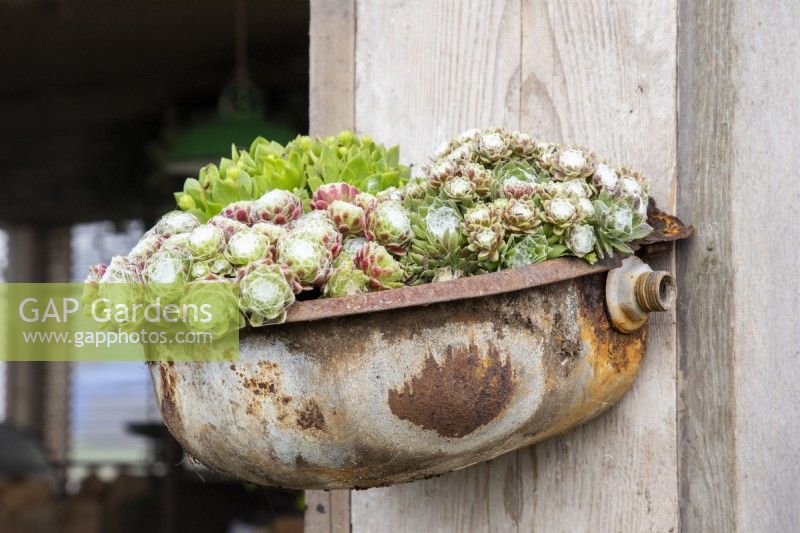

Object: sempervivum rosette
[219,200,255,225]
[127,233,163,268]
[440,175,477,202]
[474,129,512,165]
[186,225,226,260]
[180,281,242,338]
[323,263,371,298]
[364,200,413,256]
[462,203,500,233]
[310,182,360,211]
[251,189,304,225]
[277,235,333,289]
[404,199,469,283]
[141,249,189,302]
[291,211,343,258]
[540,197,584,235]
[226,228,270,266]
[501,232,552,269]
[592,192,652,258]
[466,223,505,264]
[327,200,365,235]
[251,222,288,248]
[154,211,201,237]
[239,264,297,325]
[565,224,598,263]
[502,199,541,234]
[551,146,597,181]
[208,215,248,239]
[592,163,620,195]
[617,166,650,216]
[508,131,538,160]
[354,242,406,290]
[94,256,145,330]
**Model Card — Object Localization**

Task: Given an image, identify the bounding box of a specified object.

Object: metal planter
[150,208,691,490]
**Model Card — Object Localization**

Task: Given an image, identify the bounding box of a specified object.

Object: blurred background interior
[0,1,309,531]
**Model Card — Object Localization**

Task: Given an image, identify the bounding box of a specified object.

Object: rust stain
[296,401,325,430]
[534,279,647,442]
[388,340,514,438]
[158,362,183,440]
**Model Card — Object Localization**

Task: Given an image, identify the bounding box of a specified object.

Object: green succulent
[175,131,410,221]
[226,228,270,266]
[239,264,296,325]
[501,232,553,269]
[592,192,652,258]
[180,281,242,338]
[323,264,371,298]
[186,225,226,260]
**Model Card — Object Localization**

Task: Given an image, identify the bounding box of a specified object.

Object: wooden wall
[307,0,800,530]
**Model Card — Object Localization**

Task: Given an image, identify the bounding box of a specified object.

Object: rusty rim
[280,205,693,324]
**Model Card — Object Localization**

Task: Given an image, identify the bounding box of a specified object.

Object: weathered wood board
[308,0,799,531]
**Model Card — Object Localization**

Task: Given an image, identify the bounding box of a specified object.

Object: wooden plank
[351,1,521,531]
[307,2,356,530]
[728,3,800,529]
[517,1,679,530]
[676,1,737,531]
[309,0,356,137]
[677,0,800,530]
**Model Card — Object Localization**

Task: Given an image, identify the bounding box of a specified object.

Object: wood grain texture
[727,1,799,530]
[307,2,356,529]
[676,1,737,531]
[518,1,678,531]
[350,0,678,531]
[351,1,521,530]
[678,1,800,530]
[309,0,355,137]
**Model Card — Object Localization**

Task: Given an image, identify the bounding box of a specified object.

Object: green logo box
[0,283,240,361]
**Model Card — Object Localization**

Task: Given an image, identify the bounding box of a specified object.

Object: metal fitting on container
[606,256,676,333]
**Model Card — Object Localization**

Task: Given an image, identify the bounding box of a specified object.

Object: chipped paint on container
[150,272,646,490]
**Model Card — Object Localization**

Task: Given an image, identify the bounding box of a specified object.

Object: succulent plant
[310,182,360,211]
[277,235,332,288]
[440,175,477,202]
[494,160,540,185]
[405,200,470,283]
[239,264,296,325]
[431,266,463,283]
[251,189,304,225]
[251,222,288,247]
[154,211,201,237]
[565,224,598,263]
[501,232,551,269]
[226,228,270,266]
[508,131,538,159]
[592,163,619,194]
[175,132,409,221]
[186,225,226,260]
[208,215,248,239]
[354,242,406,289]
[219,200,255,225]
[463,203,500,232]
[323,263,371,298]
[180,281,242,338]
[160,232,191,252]
[327,200,365,234]
[501,199,541,234]
[95,256,145,330]
[466,224,505,264]
[592,192,652,257]
[474,131,512,165]
[551,146,597,181]
[364,200,413,255]
[291,212,343,257]
[353,192,377,211]
[541,197,584,235]
[128,234,163,267]
[141,249,189,302]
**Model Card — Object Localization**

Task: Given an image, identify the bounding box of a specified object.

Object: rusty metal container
[150,209,691,490]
